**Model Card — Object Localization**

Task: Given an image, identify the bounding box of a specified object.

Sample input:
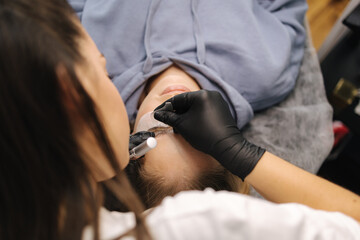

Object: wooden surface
[307,0,350,50]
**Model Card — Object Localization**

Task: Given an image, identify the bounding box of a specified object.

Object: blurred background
[308,0,349,50]
[307,0,360,195]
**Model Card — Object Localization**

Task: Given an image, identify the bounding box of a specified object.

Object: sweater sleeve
[258,0,308,62]
[253,0,308,110]
[199,0,308,112]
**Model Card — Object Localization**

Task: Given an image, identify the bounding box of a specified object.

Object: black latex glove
[129,131,155,151]
[126,130,154,176]
[153,90,265,180]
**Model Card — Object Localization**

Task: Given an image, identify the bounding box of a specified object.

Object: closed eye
[147,126,173,137]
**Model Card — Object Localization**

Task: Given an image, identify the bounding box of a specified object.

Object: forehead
[142,133,220,182]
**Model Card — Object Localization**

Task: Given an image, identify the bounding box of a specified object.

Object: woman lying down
[105,66,249,210]
[71,0,320,209]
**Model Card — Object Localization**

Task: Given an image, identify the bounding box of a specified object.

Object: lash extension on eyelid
[148,127,173,137]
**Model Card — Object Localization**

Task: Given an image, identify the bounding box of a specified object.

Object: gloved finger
[169,92,194,114]
[130,131,155,140]
[153,110,180,127]
[129,131,155,150]
[154,92,193,114]
[154,99,171,111]
[130,131,155,144]
[155,101,173,112]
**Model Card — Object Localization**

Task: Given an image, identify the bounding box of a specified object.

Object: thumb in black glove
[129,131,155,151]
[153,90,265,180]
[126,130,154,174]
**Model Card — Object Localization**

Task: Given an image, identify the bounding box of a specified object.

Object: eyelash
[148,127,173,137]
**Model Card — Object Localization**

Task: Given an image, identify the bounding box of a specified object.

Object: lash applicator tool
[129,137,157,160]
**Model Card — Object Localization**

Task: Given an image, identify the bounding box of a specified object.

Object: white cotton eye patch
[134,111,171,133]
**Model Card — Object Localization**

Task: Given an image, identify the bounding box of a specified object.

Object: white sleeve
[147,189,360,240]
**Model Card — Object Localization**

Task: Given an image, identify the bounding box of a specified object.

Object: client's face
[135,66,200,120]
[133,66,221,182]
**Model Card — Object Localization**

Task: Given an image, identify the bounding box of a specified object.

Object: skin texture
[73,26,130,181]
[133,66,221,184]
[245,152,360,223]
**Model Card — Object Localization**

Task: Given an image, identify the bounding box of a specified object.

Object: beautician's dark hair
[0,0,149,239]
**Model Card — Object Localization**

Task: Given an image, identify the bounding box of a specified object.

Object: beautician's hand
[154,90,265,180]
[129,131,155,150]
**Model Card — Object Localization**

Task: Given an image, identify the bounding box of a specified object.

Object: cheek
[113,94,130,168]
[98,81,130,168]
[116,99,130,165]
[143,137,187,181]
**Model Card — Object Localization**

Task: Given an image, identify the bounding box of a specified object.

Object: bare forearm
[245,152,360,222]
